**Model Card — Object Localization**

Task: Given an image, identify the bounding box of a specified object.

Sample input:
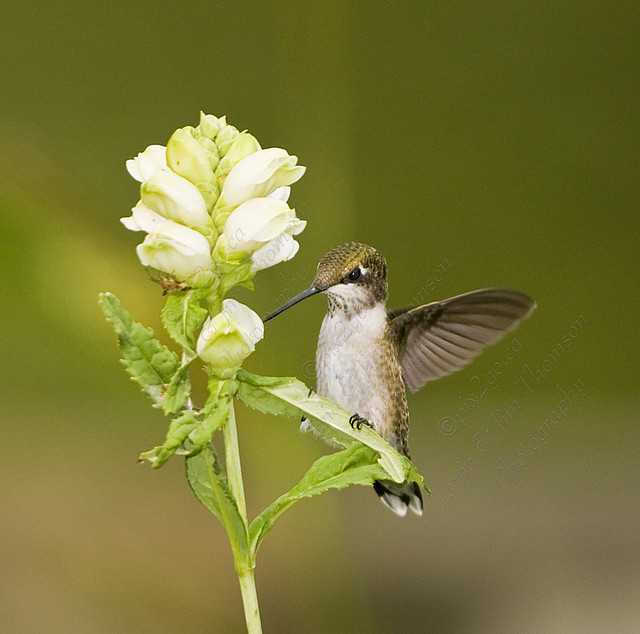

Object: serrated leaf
[235,376,301,418]
[187,397,230,450]
[236,370,424,487]
[186,447,249,556]
[162,360,193,415]
[140,395,230,468]
[249,443,387,555]
[99,292,179,407]
[161,288,209,353]
[139,409,200,468]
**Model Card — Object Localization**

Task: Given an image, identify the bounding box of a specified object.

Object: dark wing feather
[390,289,536,392]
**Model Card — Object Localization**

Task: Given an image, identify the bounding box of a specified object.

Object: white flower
[221,148,306,206]
[120,201,166,233]
[126,145,167,182]
[221,198,306,259]
[136,219,213,281]
[141,169,210,228]
[196,299,264,377]
[251,233,301,270]
[267,186,291,202]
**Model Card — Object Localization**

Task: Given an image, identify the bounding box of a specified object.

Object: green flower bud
[218,262,255,296]
[198,136,220,172]
[197,181,221,216]
[196,300,264,378]
[216,124,240,157]
[198,112,225,140]
[216,132,262,177]
[166,127,214,186]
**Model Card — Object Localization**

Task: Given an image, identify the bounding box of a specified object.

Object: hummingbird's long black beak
[263,286,323,322]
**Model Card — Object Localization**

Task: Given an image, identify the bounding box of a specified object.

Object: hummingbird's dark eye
[347,267,361,282]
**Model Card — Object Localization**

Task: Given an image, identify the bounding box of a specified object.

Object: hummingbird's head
[263,242,388,321]
[314,242,387,313]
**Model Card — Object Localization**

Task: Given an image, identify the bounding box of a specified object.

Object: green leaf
[237,370,424,487]
[235,374,301,418]
[249,443,387,555]
[186,447,249,557]
[140,395,230,468]
[139,409,200,468]
[162,360,193,415]
[99,292,179,407]
[161,288,209,354]
[187,397,230,450]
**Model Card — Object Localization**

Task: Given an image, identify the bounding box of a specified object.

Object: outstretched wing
[390,288,536,393]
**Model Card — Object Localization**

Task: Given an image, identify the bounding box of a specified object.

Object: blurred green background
[2,2,638,632]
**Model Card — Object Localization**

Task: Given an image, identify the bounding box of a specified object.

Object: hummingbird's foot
[349,413,370,430]
[301,389,314,424]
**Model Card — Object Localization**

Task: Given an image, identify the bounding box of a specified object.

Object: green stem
[223,400,261,632]
[237,567,261,634]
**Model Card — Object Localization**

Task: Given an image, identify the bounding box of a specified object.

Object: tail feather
[374,480,423,517]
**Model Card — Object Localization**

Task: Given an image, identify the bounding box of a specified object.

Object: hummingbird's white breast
[314,299,404,445]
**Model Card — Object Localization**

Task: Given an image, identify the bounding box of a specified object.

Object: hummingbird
[264,242,536,517]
